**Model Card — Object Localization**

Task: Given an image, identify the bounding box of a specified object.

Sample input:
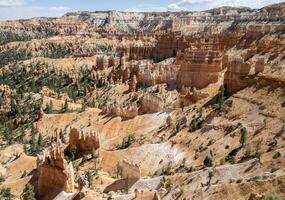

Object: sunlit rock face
[37,140,75,199]
[68,127,100,153]
[176,48,227,89]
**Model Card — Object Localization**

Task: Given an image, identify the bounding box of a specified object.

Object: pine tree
[85,170,94,187]
[36,133,44,152]
[61,99,69,113]
[240,127,248,147]
[24,144,28,155]
[31,125,37,136]
[215,85,226,111]
[166,116,172,127]
[0,95,3,107]
[204,155,213,167]
[91,99,96,108]
[37,133,43,147]
[45,100,53,114]
[30,133,37,155]
[0,188,14,200]
[80,104,86,112]
[18,128,25,143]
[217,85,225,106]
[22,183,36,200]
[30,125,39,155]
[60,130,66,144]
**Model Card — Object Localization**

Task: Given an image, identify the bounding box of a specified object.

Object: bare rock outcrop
[140,94,164,114]
[104,160,141,193]
[133,190,160,200]
[137,59,179,88]
[176,47,227,89]
[37,140,75,199]
[68,127,100,153]
[102,101,139,119]
[224,53,265,93]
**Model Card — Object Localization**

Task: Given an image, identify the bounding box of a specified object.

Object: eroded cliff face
[0,2,285,200]
[37,140,75,199]
[68,127,100,153]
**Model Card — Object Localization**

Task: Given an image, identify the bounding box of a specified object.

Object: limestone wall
[102,103,139,119]
[37,141,75,198]
[68,127,100,153]
[121,160,141,181]
[224,55,265,93]
[140,94,164,114]
[176,48,227,89]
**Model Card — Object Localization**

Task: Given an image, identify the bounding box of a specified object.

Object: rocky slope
[0,2,285,200]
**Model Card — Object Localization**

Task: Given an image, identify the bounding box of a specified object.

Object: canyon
[0,2,284,200]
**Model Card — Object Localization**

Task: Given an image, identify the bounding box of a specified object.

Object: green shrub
[204,156,213,167]
[225,147,240,164]
[166,116,172,127]
[164,179,172,191]
[249,176,261,181]
[64,147,78,162]
[60,130,67,144]
[22,183,36,200]
[189,115,204,132]
[44,100,53,114]
[264,194,284,200]
[270,166,280,173]
[61,99,69,113]
[0,175,5,183]
[116,134,136,150]
[273,152,281,159]
[85,170,98,188]
[0,188,14,200]
[175,159,194,173]
[20,171,28,179]
[255,139,262,160]
[226,123,242,134]
[240,127,248,147]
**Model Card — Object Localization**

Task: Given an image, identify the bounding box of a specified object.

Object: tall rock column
[37,140,75,199]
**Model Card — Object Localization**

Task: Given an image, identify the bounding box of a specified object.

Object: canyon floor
[0,2,285,200]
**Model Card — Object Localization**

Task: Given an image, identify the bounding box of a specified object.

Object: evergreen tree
[30,133,37,155]
[215,85,227,112]
[37,133,43,147]
[0,95,3,107]
[45,100,53,114]
[204,156,213,167]
[91,99,96,108]
[23,144,29,155]
[85,170,94,187]
[22,183,36,200]
[61,99,69,113]
[31,125,37,136]
[81,104,86,112]
[217,85,225,106]
[17,128,25,143]
[240,127,248,147]
[60,130,66,144]
[36,133,44,152]
[0,188,14,200]
[30,125,39,155]
[166,116,172,127]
